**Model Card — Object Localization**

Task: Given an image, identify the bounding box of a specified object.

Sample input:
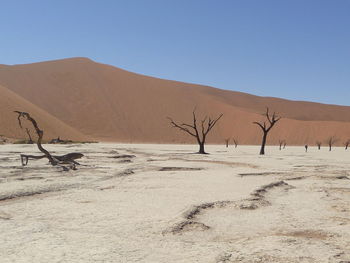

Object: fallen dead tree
[20,153,84,166]
[14,111,84,171]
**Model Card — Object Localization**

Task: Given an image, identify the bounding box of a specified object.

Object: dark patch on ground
[117,159,132,163]
[0,185,73,202]
[159,167,203,171]
[111,154,136,159]
[118,169,134,176]
[286,176,306,181]
[15,176,44,181]
[164,221,210,234]
[239,172,285,177]
[335,176,349,180]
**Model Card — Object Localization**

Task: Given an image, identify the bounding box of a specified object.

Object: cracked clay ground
[0,144,350,262]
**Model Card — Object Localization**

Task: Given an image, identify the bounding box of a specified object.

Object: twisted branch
[14,111,83,170]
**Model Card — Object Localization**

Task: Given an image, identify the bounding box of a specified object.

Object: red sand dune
[0,84,88,141]
[0,57,349,145]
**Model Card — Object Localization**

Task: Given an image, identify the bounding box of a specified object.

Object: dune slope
[0,57,349,144]
[0,84,88,141]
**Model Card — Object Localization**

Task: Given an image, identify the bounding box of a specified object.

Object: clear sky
[1,0,349,105]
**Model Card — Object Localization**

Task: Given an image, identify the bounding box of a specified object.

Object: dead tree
[278,139,285,150]
[233,138,238,148]
[316,141,322,150]
[25,128,34,144]
[20,153,84,166]
[14,111,84,170]
[327,136,338,151]
[168,110,223,154]
[224,138,230,148]
[344,140,350,150]
[253,108,281,155]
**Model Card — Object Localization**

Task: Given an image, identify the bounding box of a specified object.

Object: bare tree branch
[168,110,223,154]
[344,139,350,150]
[204,114,223,136]
[233,138,238,148]
[279,139,286,150]
[14,111,84,170]
[167,117,197,137]
[253,107,281,155]
[316,141,322,150]
[327,136,338,151]
[253,122,265,130]
[224,138,230,148]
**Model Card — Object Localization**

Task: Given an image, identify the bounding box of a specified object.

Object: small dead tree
[316,141,322,150]
[327,136,338,151]
[233,138,238,148]
[253,108,281,155]
[14,111,84,170]
[224,138,230,148]
[344,140,350,150]
[278,139,285,150]
[168,110,223,154]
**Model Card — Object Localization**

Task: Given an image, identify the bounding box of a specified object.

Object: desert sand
[0,84,88,141]
[0,143,349,262]
[1,58,350,144]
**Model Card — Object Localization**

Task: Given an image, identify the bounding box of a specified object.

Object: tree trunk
[260,133,267,155]
[199,143,206,154]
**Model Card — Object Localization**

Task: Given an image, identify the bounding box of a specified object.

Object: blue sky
[1,0,349,105]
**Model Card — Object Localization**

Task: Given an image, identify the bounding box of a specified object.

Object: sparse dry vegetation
[224,138,230,148]
[327,136,338,151]
[233,138,238,148]
[316,141,322,150]
[344,139,350,150]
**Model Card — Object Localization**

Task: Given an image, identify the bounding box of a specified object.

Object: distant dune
[0,84,88,141]
[0,57,350,145]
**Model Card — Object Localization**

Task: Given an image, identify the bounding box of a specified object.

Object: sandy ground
[0,143,349,263]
